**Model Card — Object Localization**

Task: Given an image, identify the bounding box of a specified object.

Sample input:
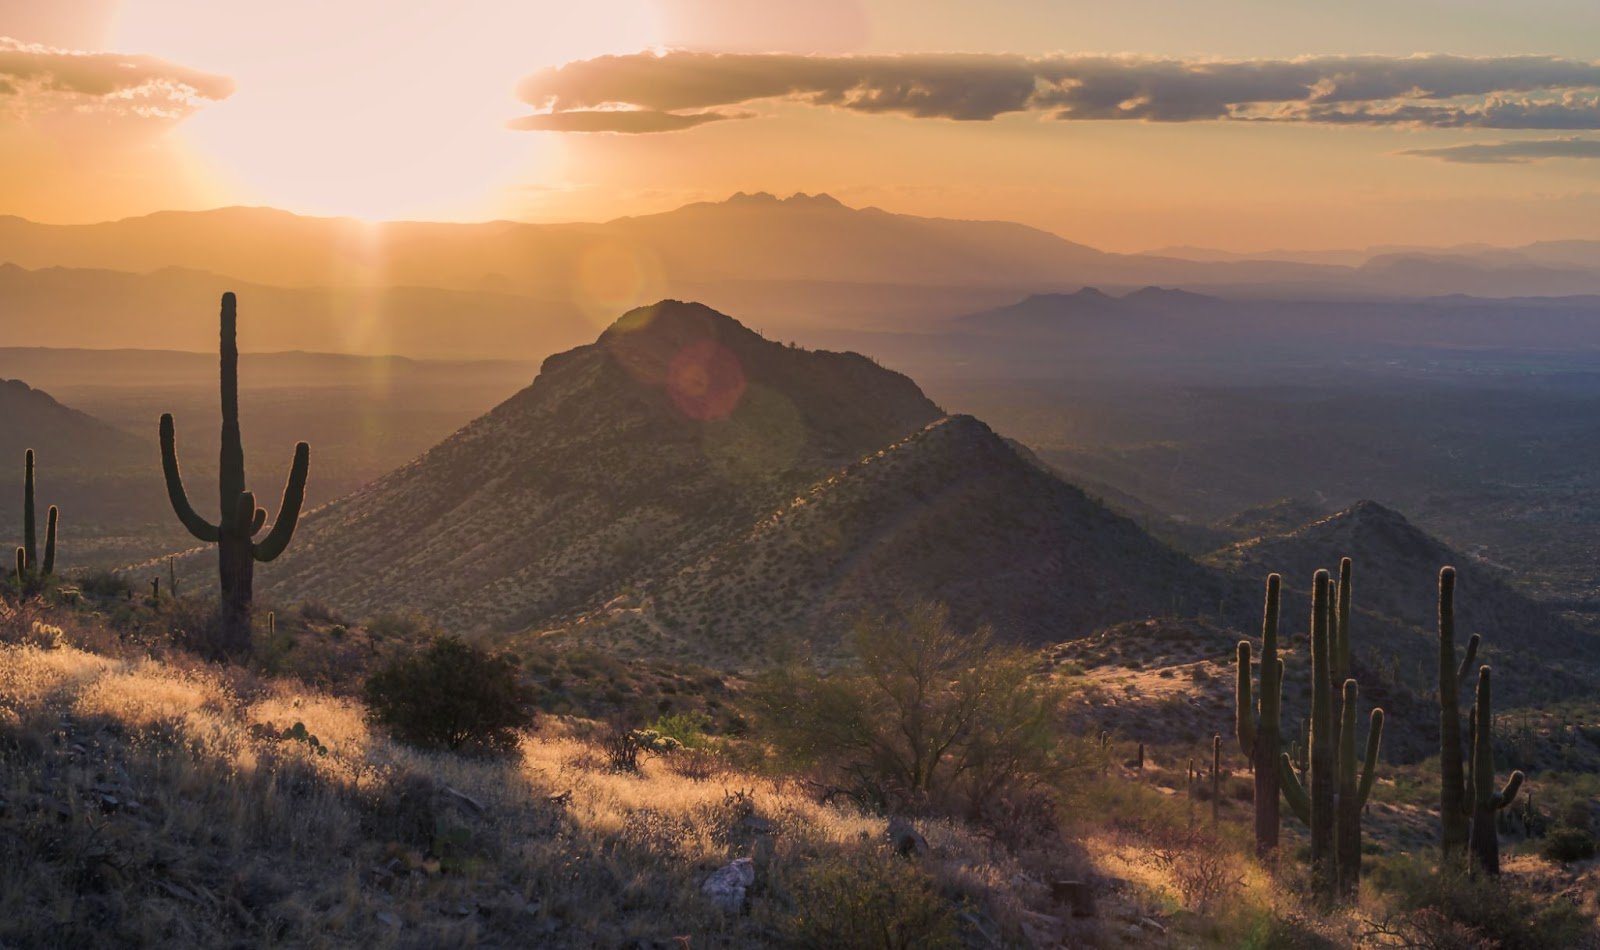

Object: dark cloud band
[513,50,1600,133]
[1400,136,1600,163]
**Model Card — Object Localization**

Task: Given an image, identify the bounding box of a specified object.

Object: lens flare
[666,339,745,421]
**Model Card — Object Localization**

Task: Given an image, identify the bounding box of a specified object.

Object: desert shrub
[1370,855,1592,950]
[1542,825,1596,863]
[75,569,131,600]
[650,710,711,748]
[362,635,535,753]
[754,602,1069,817]
[773,848,959,950]
[363,608,438,642]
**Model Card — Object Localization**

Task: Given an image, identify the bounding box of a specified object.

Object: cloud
[512,50,1600,132]
[0,37,234,121]
[1399,136,1600,163]
[507,108,741,133]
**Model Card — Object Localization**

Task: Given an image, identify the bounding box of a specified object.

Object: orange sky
[3,0,1600,252]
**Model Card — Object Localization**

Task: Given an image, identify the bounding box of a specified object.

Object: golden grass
[0,639,1058,947]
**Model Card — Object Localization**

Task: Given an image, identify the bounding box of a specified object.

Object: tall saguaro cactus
[17,449,58,589]
[1467,666,1523,876]
[1279,565,1387,903]
[160,293,310,656]
[1335,680,1384,896]
[1235,573,1283,857]
[1438,566,1480,857]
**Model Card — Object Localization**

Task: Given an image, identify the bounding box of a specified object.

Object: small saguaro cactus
[1236,573,1284,857]
[1467,666,1523,876]
[1211,733,1222,825]
[1438,566,1481,857]
[160,293,310,657]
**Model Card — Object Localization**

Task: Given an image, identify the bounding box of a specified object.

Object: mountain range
[10,194,1600,362]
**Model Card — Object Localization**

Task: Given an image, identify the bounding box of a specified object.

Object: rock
[1052,879,1098,918]
[702,857,756,914]
[886,816,928,857]
[1139,916,1167,935]
[376,911,402,928]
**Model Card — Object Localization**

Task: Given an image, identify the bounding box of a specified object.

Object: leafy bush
[754,602,1068,817]
[363,635,535,753]
[1542,825,1596,863]
[773,849,959,949]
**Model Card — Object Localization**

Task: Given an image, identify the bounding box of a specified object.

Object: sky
[3,0,1600,251]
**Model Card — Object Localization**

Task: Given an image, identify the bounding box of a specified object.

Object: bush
[754,602,1069,817]
[363,635,535,753]
[1370,855,1592,950]
[1542,826,1596,863]
[773,849,959,949]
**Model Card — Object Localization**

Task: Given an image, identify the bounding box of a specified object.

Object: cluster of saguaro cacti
[160,293,310,656]
[1235,573,1284,857]
[1437,566,1524,875]
[14,449,58,592]
[1277,561,1386,902]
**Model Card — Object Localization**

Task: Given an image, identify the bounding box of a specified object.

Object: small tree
[364,635,535,753]
[755,602,1066,815]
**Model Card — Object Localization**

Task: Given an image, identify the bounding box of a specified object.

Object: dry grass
[0,634,1073,947]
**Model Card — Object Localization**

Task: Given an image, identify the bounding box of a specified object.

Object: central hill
[262,301,1230,649]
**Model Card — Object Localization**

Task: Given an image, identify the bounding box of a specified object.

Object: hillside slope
[571,415,1232,663]
[259,301,944,629]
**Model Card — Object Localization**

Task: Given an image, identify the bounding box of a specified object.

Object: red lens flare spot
[667,339,746,420]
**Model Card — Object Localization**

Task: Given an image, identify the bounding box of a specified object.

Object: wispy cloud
[513,51,1600,133]
[1399,136,1600,163]
[0,37,234,121]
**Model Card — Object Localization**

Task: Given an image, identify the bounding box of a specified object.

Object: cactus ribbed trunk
[1237,574,1282,858]
[1439,567,1472,856]
[1468,667,1523,876]
[22,449,35,572]
[1308,570,1336,895]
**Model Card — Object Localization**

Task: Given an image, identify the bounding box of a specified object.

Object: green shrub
[1542,826,1596,863]
[773,849,959,950]
[363,635,535,753]
[754,602,1068,817]
[650,710,711,748]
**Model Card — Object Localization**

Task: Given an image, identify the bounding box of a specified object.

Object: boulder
[702,857,755,914]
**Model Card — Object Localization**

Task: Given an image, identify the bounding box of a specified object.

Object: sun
[111,0,664,221]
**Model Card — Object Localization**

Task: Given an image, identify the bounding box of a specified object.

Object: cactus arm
[250,506,267,536]
[1494,771,1523,810]
[1457,633,1480,683]
[1279,752,1310,825]
[1236,641,1257,757]
[12,546,22,586]
[1334,557,1352,681]
[42,506,56,576]
[1357,708,1385,807]
[253,441,309,562]
[159,414,221,543]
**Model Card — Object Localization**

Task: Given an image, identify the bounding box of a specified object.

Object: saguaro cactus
[18,449,58,587]
[1335,680,1384,896]
[1467,666,1523,876]
[1279,566,1387,903]
[1438,566,1480,857]
[160,293,310,656]
[1235,573,1283,857]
